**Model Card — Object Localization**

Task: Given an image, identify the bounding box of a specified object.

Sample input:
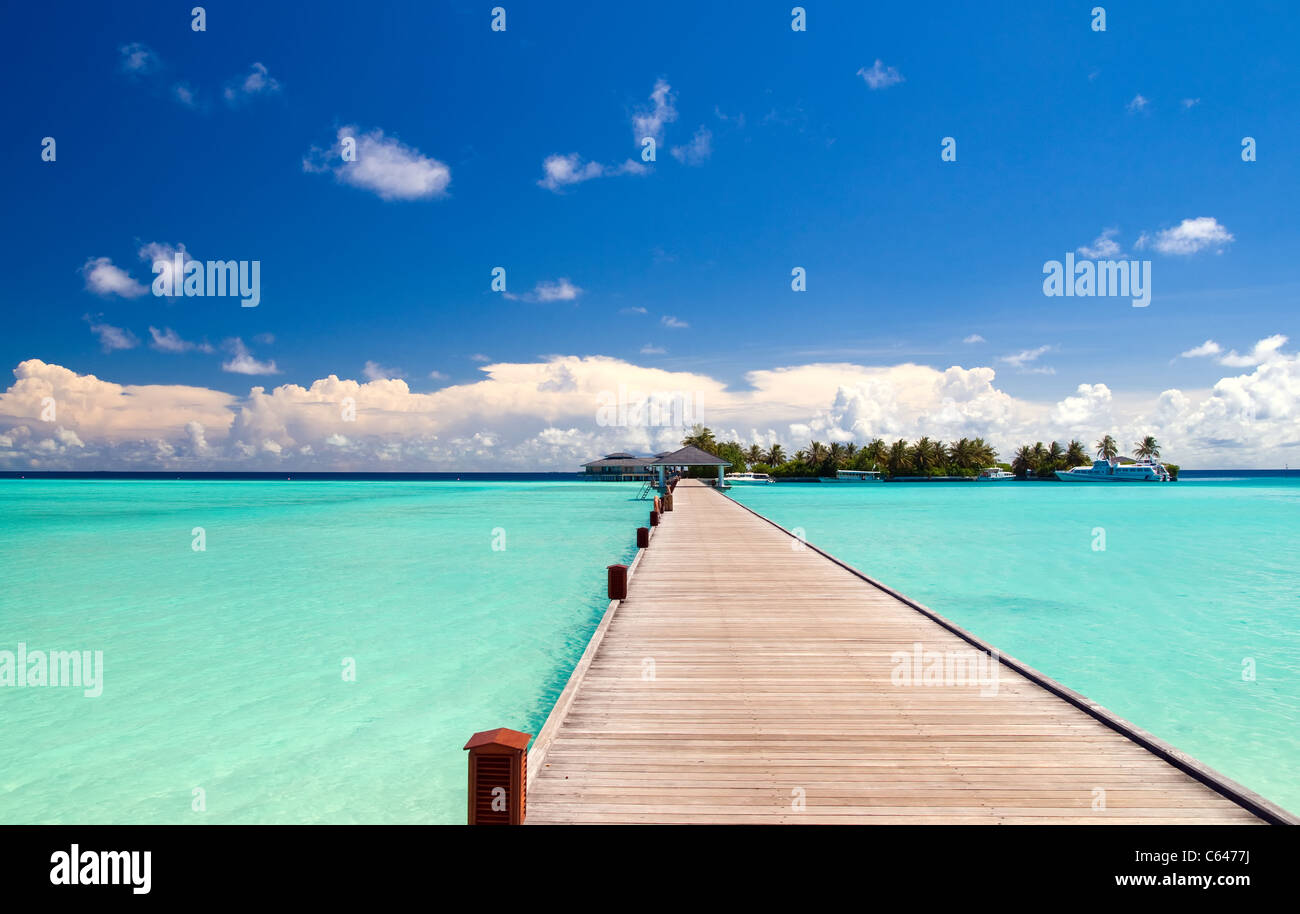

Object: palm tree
[948,437,978,472]
[808,441,830,467]
[745,444,763,465]
[862,438,888,471]
[887,439,911,477]
[1045,441,1065,472]
[972,437,997,467]
[828,442,846,468]
[1012,444,1035,478]
[843,442,858,461]
[1065,439,1088,467]
[1031,441,1047,474]
[682,424,716,453]
[910,437,940,475]
[1096,435,1118,459]
[1135,435,1160,459]
[764,443,785,466]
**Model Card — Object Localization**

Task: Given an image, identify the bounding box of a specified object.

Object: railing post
[464,728,531,824]
[607,563,629,600]
[649,509,659,527]
[636,527,650,548]
[663,492,673,512]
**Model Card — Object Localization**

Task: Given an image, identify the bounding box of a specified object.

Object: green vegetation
[678,427,1178,480]
[680,427,1000,478]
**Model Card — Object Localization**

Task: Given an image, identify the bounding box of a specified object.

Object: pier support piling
[607,563,629,600]
[463,728,530,825]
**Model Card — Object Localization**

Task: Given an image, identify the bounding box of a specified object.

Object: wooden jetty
[514,479,1293,824]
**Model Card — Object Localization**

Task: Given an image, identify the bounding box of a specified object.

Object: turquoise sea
[0,480,643,824]
[728,477,1300,814]
[2,477,1297,822]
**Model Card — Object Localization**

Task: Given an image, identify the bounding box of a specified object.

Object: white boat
[819,470,883,483]
[976,467,1015,481]
[1055,457,1171,483]
[724,472,775,485]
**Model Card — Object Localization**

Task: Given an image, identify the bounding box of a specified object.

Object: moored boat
[724,472,775,485]
[1055,457,1171,482]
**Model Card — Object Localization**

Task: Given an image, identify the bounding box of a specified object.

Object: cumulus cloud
[221,338,279,376]
[304,126,450,201]
[857,60,904,90]
[1217,334,1288,368]
[138,241,192,294]
[1181,340,1222,359]
[223,62,281,104]
[119,42,159,75]
[82,257,146,298]
[149,327,213,354]
[671,126,712,165]
[83,316,138,352]
[997,345,1054,374]
[536,154,645,192]
[632,79,678,143]
[363,360,405,381]
[1137,217,1234,255]
[5,340,1300,470]
[504,278,582,303]
[1077,228,1123,259]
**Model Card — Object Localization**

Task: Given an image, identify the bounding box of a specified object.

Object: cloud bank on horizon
[1,337,1296,470]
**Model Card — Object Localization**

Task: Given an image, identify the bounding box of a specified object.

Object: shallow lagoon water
[0,480,643,823]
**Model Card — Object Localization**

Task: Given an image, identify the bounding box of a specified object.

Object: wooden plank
[525,479,1291,825]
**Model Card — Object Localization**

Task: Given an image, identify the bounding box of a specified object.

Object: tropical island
[676,427,1177,480]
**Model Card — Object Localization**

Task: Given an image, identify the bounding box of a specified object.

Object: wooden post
[663,492,673,512]
[653,495,662,514]
[649,509,659,527]
[607,563,629,599]
[464,728,530,824]
[636,527,650,548]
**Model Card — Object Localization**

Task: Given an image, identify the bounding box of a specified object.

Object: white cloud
[469,354,491,363]
[119,42,159,74]
[536,155,646,192]
[503,278,583,303]
[997,345,1054,373]
[1127,94,1150,113]
[1217,334,1288,368]
[640,344,666,355]
[138,241,192,294]
[173,83,197,107]
[857,60,904,90]
[223,62,281,104]
[221,338,279,376]
[962,334,985,344]
[1182,98,1201,108]
[1053,382,1113,428]
[1077,227,1123,259]
[1180,340,1222,359]
[621,306,648,315]
[661,315,689,329]
[149,327,213,354]
[1139,217,1234,255]
[81,257,146,298]
[5,344,1300,469]
[632,79,678,143]
[363,360,405,381]
[428,370,449,381]
[671,126,713,165]
[304,126,450,201]
[83,317,138,353]
[537,153,604,191]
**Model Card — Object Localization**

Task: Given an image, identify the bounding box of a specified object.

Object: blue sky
[1,1,1298,468]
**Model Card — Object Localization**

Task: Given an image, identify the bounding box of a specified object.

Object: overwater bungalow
[580,452,659,482]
